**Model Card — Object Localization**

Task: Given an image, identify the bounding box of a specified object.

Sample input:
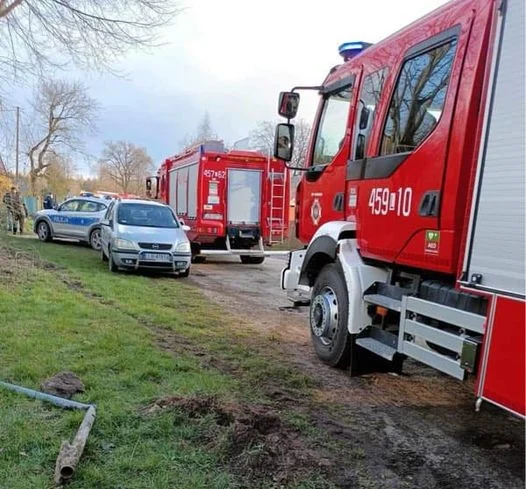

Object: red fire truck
[275,0,525,417]
[147,141,289,264]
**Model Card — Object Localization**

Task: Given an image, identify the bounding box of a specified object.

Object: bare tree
[249,118,311,194]
[249,118,312,167]
[0,0,180,80]
[98,140,154,194]
[179,112,218,150]
[25,78,97,194]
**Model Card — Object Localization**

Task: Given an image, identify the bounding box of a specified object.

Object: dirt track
[190,256,525,489]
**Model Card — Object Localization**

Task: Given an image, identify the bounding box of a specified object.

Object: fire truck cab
[276,0,524,417]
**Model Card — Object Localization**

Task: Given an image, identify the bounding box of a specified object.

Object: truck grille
[138,243,172,250]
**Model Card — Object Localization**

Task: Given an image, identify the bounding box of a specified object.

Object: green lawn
[0,235,335,489]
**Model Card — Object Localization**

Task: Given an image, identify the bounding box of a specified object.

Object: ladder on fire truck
[268,168,287,244]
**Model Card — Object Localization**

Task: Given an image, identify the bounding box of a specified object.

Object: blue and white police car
[33,196,109,250]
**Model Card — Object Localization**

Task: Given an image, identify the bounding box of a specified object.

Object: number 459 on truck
[275,0,525,417]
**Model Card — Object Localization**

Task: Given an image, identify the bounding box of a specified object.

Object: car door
[76,200,107,240]
[296,69,360,243]
[100,201,115,253]
[50,199,81,236]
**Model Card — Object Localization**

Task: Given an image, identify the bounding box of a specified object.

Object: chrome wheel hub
[310,286,339,346]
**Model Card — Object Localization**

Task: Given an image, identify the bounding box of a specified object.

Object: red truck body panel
[290,0,524,417]
[156,142,289,249]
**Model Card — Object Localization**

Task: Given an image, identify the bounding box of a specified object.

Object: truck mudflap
[281,248,311,304]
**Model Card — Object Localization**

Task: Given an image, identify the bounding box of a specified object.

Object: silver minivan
[100,199,191,276]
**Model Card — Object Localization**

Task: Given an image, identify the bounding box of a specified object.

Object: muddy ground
[190,256,525,489]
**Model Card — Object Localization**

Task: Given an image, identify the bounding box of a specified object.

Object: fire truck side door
[297,73,359,243]
[349,11,474,271]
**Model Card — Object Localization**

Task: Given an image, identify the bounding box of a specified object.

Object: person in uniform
[2,186,16,232]
[11,189,27,234]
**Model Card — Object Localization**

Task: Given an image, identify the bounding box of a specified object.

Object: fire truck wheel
[240,255,265,265]
[310,262,352,369]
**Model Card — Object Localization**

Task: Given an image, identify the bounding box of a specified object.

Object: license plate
[142,253,171,262]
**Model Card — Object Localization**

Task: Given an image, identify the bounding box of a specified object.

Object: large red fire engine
[147,141,289,264]
[275,0,525,417]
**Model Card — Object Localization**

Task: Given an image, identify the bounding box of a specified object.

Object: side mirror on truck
[145,176,159,200]
[274,123,295,162]
[278,92,300,119]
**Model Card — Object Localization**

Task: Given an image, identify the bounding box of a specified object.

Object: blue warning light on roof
[338,41,372,61]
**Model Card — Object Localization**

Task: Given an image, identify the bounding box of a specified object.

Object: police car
[33,196,109,250]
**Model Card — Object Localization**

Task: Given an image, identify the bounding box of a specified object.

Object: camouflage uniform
[3,189,27,234]
[2,189,15,232]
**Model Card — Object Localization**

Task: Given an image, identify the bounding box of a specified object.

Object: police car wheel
[90,228,102,251]
[37,221,52,242]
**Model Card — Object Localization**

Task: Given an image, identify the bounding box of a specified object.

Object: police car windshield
[117,203,179,228]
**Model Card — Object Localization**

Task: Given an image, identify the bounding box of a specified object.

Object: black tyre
[89,228,102,251]
[310,262,353,368]
[240,255,265,264]
[179,266,190,278]
[101,245,108,262]
[108,249,118,272]
[192,255,207,264]
[36,221,52,242]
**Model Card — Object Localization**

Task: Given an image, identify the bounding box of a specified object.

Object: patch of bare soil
[187,260,525,489]
[40,371,85,399]
[0,245,40,283]
[142,395,328,486]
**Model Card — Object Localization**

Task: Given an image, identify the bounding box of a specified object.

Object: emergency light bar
[338,41,372,61]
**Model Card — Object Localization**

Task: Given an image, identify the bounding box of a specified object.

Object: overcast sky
[8,0,449,176]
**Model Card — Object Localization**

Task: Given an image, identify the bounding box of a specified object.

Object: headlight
[114,238,138,250]
[175,241,191,252]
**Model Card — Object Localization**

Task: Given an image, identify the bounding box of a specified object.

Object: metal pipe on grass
[0,380,96,485]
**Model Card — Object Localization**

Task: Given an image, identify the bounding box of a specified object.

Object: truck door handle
[419,191,440,217]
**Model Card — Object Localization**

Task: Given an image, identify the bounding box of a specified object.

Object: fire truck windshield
[117,203,179,228]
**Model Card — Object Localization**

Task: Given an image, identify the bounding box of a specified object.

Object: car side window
[104,201,115,220]
[78,201,103,212]
[380,39,457,155]
[312,86,353,166]
[59,200,80,212]
[354,68,388,160]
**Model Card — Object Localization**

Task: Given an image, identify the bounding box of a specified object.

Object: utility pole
[15,106,20,185]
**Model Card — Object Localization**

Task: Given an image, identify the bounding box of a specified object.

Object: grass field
[0,235,336,489]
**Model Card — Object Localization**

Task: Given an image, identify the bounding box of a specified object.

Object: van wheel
[240,255,265,264]
[179,267,190,278]
[310,262,353,368]
[101,245,108,262]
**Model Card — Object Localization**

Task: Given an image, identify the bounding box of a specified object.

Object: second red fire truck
[147,141,289,264]
[275,0,524,417]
